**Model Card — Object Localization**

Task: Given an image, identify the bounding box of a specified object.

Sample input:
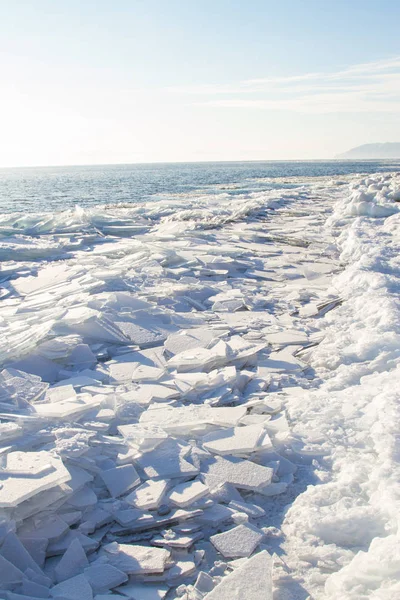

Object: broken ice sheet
[104,542,170,574]
[101,464,141,497]
[202,455,273,492]
[125,479,169,510]
[0,451,71,507]
[203,550,272,600]
[210,523,264,558]
[83,563,128,592]
[201,424,267,456]
[135,439,199,480]
[168,479,209,508]
[116,582,168,599]
[0,368,48,406]
[139,404,246,435]
[163,328,221,357]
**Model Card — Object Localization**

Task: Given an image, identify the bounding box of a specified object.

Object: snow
[0,170,399,599]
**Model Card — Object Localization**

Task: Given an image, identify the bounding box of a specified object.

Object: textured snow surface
[0,172,399,599]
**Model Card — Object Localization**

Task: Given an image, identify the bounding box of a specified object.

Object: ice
[51,574,93,600]
[0,531,44,577]
[0,451,71,507]
[131,364,164,382]
[19,514,70,543]
[125,479,169,510]
[164,328,219,356]
[114,321,166,348]
[139,405,246,434]
[135,439,199,479]
[100,465,141,497]
[203,456,274,492]
[0,554,24,590]
[201,424,265,455]
[83,563,128,592]
[45,385,77,404]
[210,523,264,558]
[7,593,46,600]
[54,538,89,582]
[199,503,234,526]
[203,550,272,599]
[151,531,203,549]
[168,479,209,507]
[116,582,168,599]
[20,538,48,569]
[0,171,398,598]
[33,395,102,419]
[104,543,170,575]
[21,578,50,597]
[46,530,98,556]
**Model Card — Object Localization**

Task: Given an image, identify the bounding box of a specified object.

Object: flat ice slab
[104,543,170,575]
[168,479,209,507]
[203,550,272,599]
[0,451,71,507]
[203,456,274,492]
[202,424,265,455]
[210,523,264,557]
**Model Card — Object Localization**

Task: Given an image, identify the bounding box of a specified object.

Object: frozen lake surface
[0,163,399,599]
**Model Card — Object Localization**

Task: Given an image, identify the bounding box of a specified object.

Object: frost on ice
[0,172,398,598]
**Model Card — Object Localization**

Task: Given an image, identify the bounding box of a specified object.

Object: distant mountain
[336,143,400,159]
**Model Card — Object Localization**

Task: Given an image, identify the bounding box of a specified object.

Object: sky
[0,0,400,167]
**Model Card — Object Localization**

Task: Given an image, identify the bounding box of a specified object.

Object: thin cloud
[167,57,400,113]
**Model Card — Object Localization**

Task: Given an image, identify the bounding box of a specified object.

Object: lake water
[1,160,400,214]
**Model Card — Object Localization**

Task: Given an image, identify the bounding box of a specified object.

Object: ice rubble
[0,172,398,598]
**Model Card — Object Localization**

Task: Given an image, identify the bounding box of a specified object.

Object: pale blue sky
[1,0,399,166]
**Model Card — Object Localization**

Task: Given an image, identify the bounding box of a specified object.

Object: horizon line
[1,157,398,170]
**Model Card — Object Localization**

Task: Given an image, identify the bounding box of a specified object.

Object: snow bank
[282,173,400,599]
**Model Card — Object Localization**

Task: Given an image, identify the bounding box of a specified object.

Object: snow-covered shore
[283,174,400,599]
[0,172,398,599]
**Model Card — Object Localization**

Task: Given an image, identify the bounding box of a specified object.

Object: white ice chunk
[203,456,273,492]
[104,543,170,575]
[0,554,24,590]
[0,531,44,577]
[115,321,166,348]
[54,538,89,583]
[47,530,98,557]
[125,479,169,510]
[199,503,234,526]
[168,479,209,508]
[116,582,168,599]
[83,563,128,592]
[139,404,246,435]
[118,423,168,452]
[21,578,50,597]
[151,531,203,549]
[107,361,137,383]
[101,465,140,497]
[135,439,198,480]
[20,537,48,568]
[210,523,264,558]
[164,328,218,357]
[131,364,164,382]
[0,451,71,507]
[203,550,272,599]
[264,330,309,347]
[33,394,102,419]
[45,385,77,403]
[202,424,264,455]
[258,350,304,375]
[51,573,93,600]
